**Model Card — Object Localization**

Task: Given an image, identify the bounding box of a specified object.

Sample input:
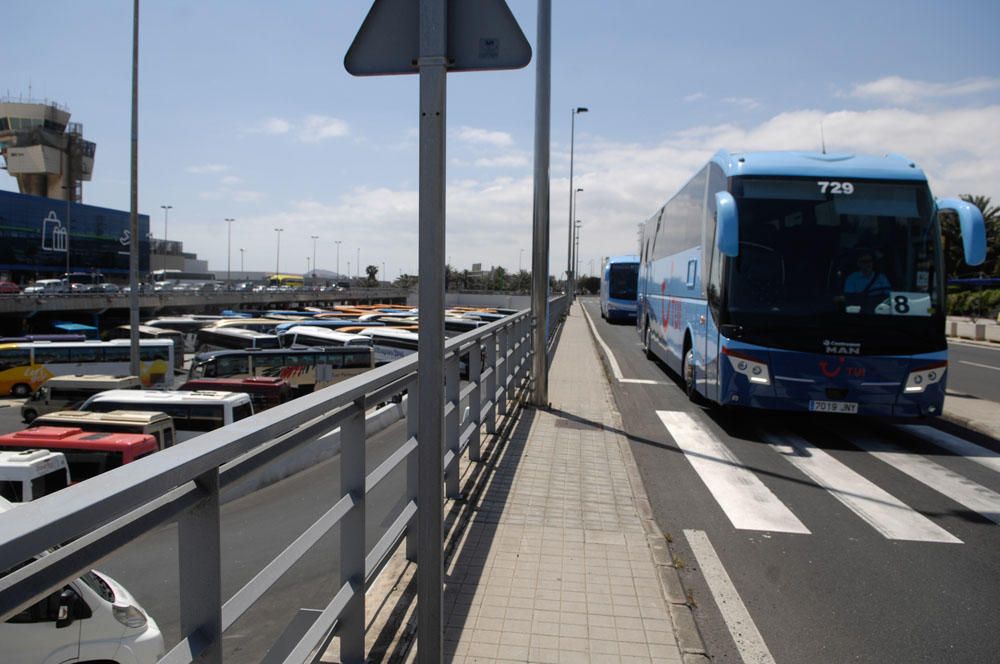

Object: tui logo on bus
[823,339,860,355]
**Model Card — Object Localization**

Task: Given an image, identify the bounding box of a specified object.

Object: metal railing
[0,295,568,663]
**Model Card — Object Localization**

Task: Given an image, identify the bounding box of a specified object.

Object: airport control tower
[0,98,95,202]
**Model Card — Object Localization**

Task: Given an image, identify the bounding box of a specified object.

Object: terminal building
[0,98,149,283]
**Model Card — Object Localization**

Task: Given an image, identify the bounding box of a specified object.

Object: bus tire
[642,324,654,360]
[22,409,37,423]
[682,343,704,405]
[11,383,31,398]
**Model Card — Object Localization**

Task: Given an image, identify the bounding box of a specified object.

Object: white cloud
[186,163,228,174]
[474,154,530,169]
[683,92,706,103]
[457,126,514,148]
[245,117,292,135]
[220,175,242,185]
[298,115,349,143]
[723,97,762,110]
[846,76,1000,105]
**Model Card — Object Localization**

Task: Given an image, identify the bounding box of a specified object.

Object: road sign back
[345,0,532,76]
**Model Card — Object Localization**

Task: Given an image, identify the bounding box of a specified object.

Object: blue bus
[637,150,986,417]
[600,255,640,322]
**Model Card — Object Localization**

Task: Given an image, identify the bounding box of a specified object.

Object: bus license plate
[809,400,858,414]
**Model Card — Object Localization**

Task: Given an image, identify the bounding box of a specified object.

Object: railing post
[497,325,509,417]
[468,340,482,462]
[516,315,529,387]
[339,396,366,663]
[485,333,497,435]
[406,381,420,562]
[445,353,461,499]
[178,468,222,664]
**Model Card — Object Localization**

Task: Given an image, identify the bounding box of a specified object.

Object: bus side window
[0,349,31,371]
[34,347,71,364]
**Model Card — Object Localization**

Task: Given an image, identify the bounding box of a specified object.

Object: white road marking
[763,430,961,543]
[958,360,1000,372]
[582,303,665,385]
[851,433,1000,525]
[657,411,809,534]
[897,425,1000,475]
[684,529,777,664]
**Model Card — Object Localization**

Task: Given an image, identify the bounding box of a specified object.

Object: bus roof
[0,427,156,451]
[84,389,252,405]
[34,410,172,425]
[711,150,928,181]
[605,255,639,265]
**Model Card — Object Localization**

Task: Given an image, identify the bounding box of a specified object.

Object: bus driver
[843,250,891,308]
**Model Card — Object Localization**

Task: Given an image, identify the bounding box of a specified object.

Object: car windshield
[727,177,940,321]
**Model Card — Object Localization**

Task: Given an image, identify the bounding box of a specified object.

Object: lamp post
[356,247,360,279]
[307,256,311,279]
[160,204,172,272]
[575,220,582,292]
[311,235,319,287]
[225,218,235,288]
[567,106,588,299]
[274,228,283,276]
[519,248,524,272]
[334,240,342,279]
[240,248,245,274]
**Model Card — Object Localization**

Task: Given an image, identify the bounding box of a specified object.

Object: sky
[5,0,1000,280]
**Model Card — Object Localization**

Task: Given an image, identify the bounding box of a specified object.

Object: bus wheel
[643,324,654,360]
[682,345,704,405]
[22,409,37,423]
[11,383,31,398]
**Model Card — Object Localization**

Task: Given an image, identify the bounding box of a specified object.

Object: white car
[0,499,165,663]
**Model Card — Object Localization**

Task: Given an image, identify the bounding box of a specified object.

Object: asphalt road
[946,339,1000,403]
[581,299,1000,664]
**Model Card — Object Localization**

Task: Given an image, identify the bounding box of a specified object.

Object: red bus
[0,426,158,483]
[178,376,293,412]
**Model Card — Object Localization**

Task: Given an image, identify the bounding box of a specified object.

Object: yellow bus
[0,340,174,396]
[267,273,305,289]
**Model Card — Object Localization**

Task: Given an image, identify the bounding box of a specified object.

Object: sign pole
[530,0,551,406]
[417,0,446,661]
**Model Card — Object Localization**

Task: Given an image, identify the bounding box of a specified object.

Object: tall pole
[567,106,587,299]
[240,248,245,274]
[160,204,171,272]
[65,196,71,278]
[311,235,319,286]
[225,218,235,288]
[356,247,360,279]
[416,0,447,660]
[575,221,581,286]
[335,240,342,278]
[274,228,283,276]
[571,187,582,290]
[128,0,141,377]
[531,0,552,407]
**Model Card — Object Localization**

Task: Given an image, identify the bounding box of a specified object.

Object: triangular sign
[345,0,532,76]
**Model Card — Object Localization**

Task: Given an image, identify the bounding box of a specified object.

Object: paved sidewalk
[438,302,686,664]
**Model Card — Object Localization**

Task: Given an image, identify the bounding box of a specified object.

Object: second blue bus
[600,255,639,322]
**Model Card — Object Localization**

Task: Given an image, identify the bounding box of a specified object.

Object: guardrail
[0,294,568,663]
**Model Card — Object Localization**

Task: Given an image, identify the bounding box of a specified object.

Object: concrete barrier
[955,321,986,341]
[987,326,1000,343]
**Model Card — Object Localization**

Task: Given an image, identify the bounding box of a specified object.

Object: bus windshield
[609,264,638,300]
[727,177,940,333]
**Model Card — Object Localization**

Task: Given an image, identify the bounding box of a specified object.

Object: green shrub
[947,288,1000,317]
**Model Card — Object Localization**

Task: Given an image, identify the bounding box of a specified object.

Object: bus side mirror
[715,192,739,257]
[938,197,986,266]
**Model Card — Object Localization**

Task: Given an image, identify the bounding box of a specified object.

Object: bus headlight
[723,348,770,385]
[904,362,946,394]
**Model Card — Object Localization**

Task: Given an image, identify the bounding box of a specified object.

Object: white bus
[80,390,254,437]
[0,340,174,397]
[357,328,419,366]
[277,325,372,349]
[0,449,71,502]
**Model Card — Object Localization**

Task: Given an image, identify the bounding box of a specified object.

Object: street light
[160,204,172,272]
[567,106,588,298]
[311,235,319,287]
[519,248,524,272]
[575,220,582,291]
[225,218,235,288]
[356,247,360,280]
[274,228,283,276]
[239,248,245,274]
[334,240,342,279]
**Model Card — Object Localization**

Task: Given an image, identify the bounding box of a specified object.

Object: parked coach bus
[187,346,373,395]
[21,374,142,423]
[179,377,293,412]
[0,339,174,396]
[0,427,158,482]
[637,150,986,418]
[30,410,176,450]
[600,255,640,322]
[80,390,253,438]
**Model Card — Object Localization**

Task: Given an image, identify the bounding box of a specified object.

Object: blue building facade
[0,190,149,282]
